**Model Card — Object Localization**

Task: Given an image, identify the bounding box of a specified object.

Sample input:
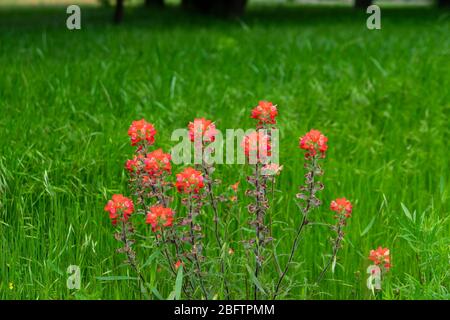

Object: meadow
[0,4,449,299]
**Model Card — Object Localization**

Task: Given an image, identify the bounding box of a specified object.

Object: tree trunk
[145,0,164,7]
[182,0,211,13]
[114,0,124,24]
[438,0,450,7]
[354,0,372,8]
[217,0,247,17]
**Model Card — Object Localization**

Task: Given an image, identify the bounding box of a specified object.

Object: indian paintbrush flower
[188,118,217,143]
[175,167,205,194]
[144,148,172,176]
[241,131,272,164]
[104,194,134,226]
[146,205,175,232]
[128,119,157,147]
[369,246,391,271]
[316,198,353,284]
[299,129,328,159]
[251,101,278,126]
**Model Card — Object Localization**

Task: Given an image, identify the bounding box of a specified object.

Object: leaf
[151,287,164,300]
[360,215,377,236]
[46,259,64,276]
[401,203,413,222]
[245,264,266,295]
[166,290,176,300]
[331,255,337,273]
[142,251,160,269]
[370,57,388,77]
[96,276,138,281]
[174,266,184,300]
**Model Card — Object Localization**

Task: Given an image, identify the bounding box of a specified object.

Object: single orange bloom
[230,181,240,192]
[330,197,352,218]
[175,167,205,194]
[369,246,391,271]
[174,260,184,270]
[128,119,156,146]
[251,101,278,125]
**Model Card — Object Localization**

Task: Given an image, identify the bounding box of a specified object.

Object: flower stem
[316,223,343,285]
[201,164,230,299]
[188,196,209,299]
[272,214,308,299]
[272,157,319,299]
[121,221,149,299]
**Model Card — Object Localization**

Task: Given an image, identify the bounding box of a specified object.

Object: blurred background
[1,0,443,7]
[1,0,447,24]
[0,0,440,5]
[1,0,449,301]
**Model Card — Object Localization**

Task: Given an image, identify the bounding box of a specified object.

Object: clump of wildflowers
[109,119,180,298]
[103,104,367,300]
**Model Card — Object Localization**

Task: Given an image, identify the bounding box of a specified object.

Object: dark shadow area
[0,4,447,32]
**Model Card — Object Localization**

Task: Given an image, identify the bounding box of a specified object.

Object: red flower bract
[230,181,240,192]
[174,260,184,270]
[125,154,144,173]
[128,119,157,147]
[144,148,171,176]
[330,197,352,218]
[188,118,217,143]
[104,194,134,226]
[261,163,283,176]
[175,167,205,194]
[369,246,391,271]
[145,205,174,232]
[299,129,328,159]
[251,101,278,125]
[241,131,272,163]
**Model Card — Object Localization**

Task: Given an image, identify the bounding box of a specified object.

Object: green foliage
[0,5,449,299]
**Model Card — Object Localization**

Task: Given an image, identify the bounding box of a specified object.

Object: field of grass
[0,4,449,299]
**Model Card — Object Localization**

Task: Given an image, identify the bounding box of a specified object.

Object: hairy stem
[316,223,343,285]
[201,164,230,299]
[272,157,318,299]
[254,162,261,300]
[188,196,208,299]
[121,221,149,298]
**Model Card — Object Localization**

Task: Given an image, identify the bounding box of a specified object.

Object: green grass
[0,4,449,299]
